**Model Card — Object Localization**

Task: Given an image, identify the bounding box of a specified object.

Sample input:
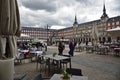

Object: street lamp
[46,24,50,46]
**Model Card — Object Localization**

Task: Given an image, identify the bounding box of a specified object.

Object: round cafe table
[114,48,120,56]
[30,51,43,56]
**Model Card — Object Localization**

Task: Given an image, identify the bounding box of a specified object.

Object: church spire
[74,14,78,24]
[103,0,106,15]
[101,0,108,19]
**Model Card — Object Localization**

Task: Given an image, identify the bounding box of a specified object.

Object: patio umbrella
[0,0,20,58]
[107,26,120,38]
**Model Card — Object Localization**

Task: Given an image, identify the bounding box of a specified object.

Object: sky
[17,0,120,29]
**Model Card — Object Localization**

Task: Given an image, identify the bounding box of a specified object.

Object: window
[108,23,110,26]
[107,27,110,30]
[116,21,119,25]
[112,22,115,25]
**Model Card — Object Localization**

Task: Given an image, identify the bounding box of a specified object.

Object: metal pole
[47,24,48,46]
[46,24,50,46]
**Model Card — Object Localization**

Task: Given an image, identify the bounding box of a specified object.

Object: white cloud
[50,25,66,30]
[17,0,120,29]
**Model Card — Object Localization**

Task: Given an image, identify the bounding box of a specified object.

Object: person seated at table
[30,45,38,51]
[20,43,28,50]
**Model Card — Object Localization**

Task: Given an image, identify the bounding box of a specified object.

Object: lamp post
[46,24,50,46]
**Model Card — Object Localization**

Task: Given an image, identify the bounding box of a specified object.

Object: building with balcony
[19,3,120,44]
[19,27,56,44]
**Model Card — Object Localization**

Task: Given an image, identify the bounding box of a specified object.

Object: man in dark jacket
[58,41,65,55]
[69,41,75,56]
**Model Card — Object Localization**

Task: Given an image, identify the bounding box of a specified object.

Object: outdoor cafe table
[44,54,71,73]
[18,49,30,58]
[50,74,88,80]
[86,46,94,53]
[44,54,70,61]
[19,50,29,54]
[30,51,43,56]
[96,46,109,55]
[114,48,120,56]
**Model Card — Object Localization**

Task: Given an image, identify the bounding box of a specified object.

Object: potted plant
[52,52,57,57]
[42,51,46,55]
[61,68,70,80]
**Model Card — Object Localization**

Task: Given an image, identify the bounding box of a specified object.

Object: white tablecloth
[50,74,88,80]
[30,51,43,56]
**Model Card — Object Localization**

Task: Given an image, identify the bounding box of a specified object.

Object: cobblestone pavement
[47,45,120,80]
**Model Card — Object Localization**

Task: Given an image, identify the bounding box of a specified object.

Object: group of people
[58,40,76,56]
[17,42,47,51]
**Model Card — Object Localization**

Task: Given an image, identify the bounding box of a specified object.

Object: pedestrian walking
[58,41,65,55]
[44,43,47,51]
[68,41,75,56]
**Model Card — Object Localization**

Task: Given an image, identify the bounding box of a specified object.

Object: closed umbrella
[0,0,20,58]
